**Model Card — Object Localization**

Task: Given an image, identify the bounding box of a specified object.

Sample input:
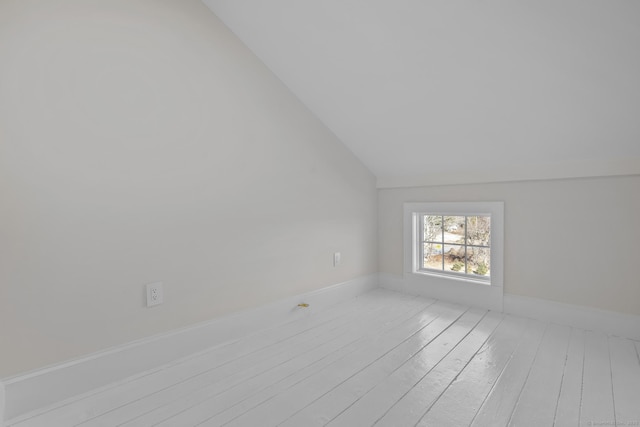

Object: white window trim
[403,201,504,310]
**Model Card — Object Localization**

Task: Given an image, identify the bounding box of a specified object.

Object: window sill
[412,269,492,286]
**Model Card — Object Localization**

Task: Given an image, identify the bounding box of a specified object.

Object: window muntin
[417,214,491,280]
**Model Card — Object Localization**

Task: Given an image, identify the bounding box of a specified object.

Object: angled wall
[0,0,376,378]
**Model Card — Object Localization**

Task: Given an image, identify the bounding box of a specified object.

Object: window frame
[404,201,504,289]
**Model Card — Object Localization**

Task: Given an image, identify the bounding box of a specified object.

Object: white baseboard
[503,293,640,341]
[379,273,640,341]
[378,272,504,312]
[1,274,378,423]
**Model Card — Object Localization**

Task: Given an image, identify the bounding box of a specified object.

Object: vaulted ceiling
[203,1,640,186]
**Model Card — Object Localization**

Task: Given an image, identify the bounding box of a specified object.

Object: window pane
[423,215,443,243]
[443,216,465,244]
[467,216,491,247]
[468,247,491,277]
[423,243,443,270]
[444,244,466,272]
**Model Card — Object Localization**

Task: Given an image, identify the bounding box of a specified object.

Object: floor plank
[507,323,571,426]
[470,319,547,427]
[581,331,616,426]
[415,314,527,427]
[609,336,640,425]
[376,318,528,426]
[553,328,586,427]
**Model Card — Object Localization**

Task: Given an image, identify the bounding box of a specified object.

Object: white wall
[378,176,640,316]
[0,0,377,379]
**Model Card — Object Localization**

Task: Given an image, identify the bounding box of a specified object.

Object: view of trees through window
[421,214,491,277]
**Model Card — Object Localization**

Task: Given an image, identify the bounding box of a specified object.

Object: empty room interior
[1,1,640,426]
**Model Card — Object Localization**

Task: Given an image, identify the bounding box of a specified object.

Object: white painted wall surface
[0,0,376,378]
[378,176,640,316]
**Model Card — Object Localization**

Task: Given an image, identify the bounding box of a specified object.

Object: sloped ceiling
[203,0,640,186]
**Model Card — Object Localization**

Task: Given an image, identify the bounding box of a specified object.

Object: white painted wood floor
[8,289,640,427]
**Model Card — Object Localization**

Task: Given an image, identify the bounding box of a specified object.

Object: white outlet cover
[333,252,341,267]
[146,282,163,307]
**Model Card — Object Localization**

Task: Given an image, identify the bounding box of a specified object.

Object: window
[404,202,504,288]
[418,214,491,280]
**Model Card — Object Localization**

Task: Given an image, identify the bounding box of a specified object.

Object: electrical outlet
[333,252,341,267]
[146,282,163,307]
